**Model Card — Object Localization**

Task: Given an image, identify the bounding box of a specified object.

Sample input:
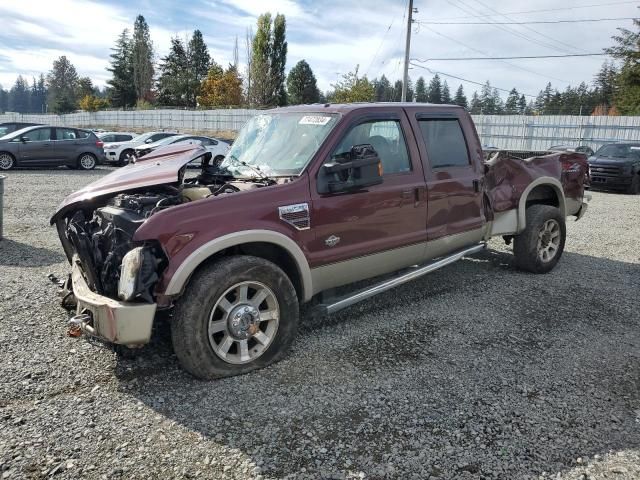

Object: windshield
[595,144,640,159]
[221,112,339,177]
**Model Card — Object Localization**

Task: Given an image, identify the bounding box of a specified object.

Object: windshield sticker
[299,115,331,126]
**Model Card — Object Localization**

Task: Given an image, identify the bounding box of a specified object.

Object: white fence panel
[1,110,640,150]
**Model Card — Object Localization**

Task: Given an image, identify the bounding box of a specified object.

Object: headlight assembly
[118,247,159,302]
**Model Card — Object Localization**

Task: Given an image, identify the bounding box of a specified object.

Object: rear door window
[116,134,133,142]
[418,119,470,169]
[56,128,77,140]
[150,133,174,142]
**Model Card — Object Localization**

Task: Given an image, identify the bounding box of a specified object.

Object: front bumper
[589,174,632,189]
[70,257,156,345]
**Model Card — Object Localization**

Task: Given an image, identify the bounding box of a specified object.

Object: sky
[0,0,637,100]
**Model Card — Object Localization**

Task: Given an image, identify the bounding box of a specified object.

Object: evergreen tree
[0,87,8,113]
[248,13,288,106]
[157,37,190,106]
[373,75,393,102]
[47,56,79,113]
[441,80,451,104]
[132,15,154,103]
[286,60,320,104]
[271,14,288,106]
[107,30,136,108]
[427,74,442,103]
[415,76,428,102]
[187,30,211,107]
[453,84,468,108]
[391,80,403,101]
[606,16,640,114]
[517,94,527,115]
[77,77,95,99]
[505,88,520,114]
[469,91,481,114]
[8,76,30,113]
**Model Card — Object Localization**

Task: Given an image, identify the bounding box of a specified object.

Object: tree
[0,86,8,113]
[8,76,30,113]
[415,76,428,102]
[107,29,136,108]
[47,56,79,114]
[427,74,442,103]
[453,84,468,108]
[469,91,481,114]
[132,15,154,103]
[248,13,288,106]
[373,75,393,102]
[29,75,47,113]
[197,64,243,107]
[392,80,403,101]
[79,95,109,112]
[331,66,375,103]
[505,88,520,114]
[77,77,95,99]
[441,81,452,104]
[157,37,190,106]
[187,30,211,107]
[606,15,640,114]
[287,60,320,104]
[518,94,527,115]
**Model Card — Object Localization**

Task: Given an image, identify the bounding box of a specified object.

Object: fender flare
[164,230,313,301]
[517,176,566,233]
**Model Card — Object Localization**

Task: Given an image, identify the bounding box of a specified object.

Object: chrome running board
[315,243,486,316]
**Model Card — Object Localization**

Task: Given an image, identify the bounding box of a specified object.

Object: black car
[0,122,43,136]
[588,143,640,194]
[0,125,104,171]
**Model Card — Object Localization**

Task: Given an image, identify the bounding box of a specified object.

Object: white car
[103,131,179,166]
[98,132,137,144]
[134,134,230,162]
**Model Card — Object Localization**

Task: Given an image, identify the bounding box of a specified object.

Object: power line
[413,53,609,61]
[433,1,639,20]
[418,17,637,25]
[364,0,406,77]
[409,62,538,97]
[420,25,569,84]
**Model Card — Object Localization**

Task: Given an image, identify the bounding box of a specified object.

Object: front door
[308,111,428,292]
[410,114,485,241]
[17,127,54,165]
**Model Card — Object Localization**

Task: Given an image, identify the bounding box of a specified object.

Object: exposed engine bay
[58,156,285,302]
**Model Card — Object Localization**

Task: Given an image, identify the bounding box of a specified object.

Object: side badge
[325,235,340,248]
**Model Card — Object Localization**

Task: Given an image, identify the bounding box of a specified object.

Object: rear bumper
[71,257,156,345]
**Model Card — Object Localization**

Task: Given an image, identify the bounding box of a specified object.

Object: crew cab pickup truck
[51,103,589,379]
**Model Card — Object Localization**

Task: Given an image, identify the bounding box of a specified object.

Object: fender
[517,176,566,233]
[164,229,314,301]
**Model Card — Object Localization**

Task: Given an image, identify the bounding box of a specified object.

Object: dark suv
[0,126,104,170]
[588,143,640,194]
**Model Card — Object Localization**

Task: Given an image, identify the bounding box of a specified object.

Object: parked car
[0,125,103,170]
[98,132,136,143]
[548,145,595,157]
[52,104,589,379]
[0,122,43,136]
[135,134,230,161]
[588,142,640,194]
[103,131,178,166]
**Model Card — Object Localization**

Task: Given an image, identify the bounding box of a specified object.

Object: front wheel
[78,153,96,170]
[171,255,299,380]
[117,149,134,167]
[513,205,566,274]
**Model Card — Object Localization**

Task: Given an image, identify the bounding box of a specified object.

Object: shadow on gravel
[112,248,640,479]
[0,238,65,266]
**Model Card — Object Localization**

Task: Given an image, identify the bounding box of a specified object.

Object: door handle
[401,189,413,199]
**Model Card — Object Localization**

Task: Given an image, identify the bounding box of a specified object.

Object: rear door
[308,109,428,290]
[17,127,54,165]
[408,111,485,241]
[53,128,81,164]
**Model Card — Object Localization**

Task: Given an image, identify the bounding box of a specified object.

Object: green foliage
[427,75,442,103]
[248,13,288,106]
[453,84,467,109]
[47,56,79,114]
[77,77,95,99]
[132,15,154,103]
[504,88,520,114]
[606,16,640,114]
[331,66,375,103]
[415,77,427,103]
[441,81,451,104]
[187,30,211,106]
[107,29,136,108]
[287,60,320,104]
[8,75,30,113]
[157,37,191,106]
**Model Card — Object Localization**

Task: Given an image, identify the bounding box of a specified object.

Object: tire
[513,205,566,274]
[171,255,299,380]
[214,155,225,164]
[0,152,15,170]
[77,153,97,170]
[627,174,640,195]
[117,149,134,167]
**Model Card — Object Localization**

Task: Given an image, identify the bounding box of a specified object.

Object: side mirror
[318,144,383,194]
[145,139,153,144]
[20,136,28,143]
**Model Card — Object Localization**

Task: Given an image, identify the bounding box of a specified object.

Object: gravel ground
[0,168,639,480]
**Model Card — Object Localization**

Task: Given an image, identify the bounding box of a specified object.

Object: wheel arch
[517,177,565,233]
[165,230,313,302]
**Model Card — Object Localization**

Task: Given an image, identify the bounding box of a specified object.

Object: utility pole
[401,0,415,102]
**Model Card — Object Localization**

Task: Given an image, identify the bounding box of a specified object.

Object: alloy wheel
[537,219,561,263]
[79,154,96,170]
[0,153,14,170]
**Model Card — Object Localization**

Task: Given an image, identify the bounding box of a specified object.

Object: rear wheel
[171,255,299,380]
[513,205,566,274]
[78,153,96,170]
[627,174,640,195]
[0,152,15,170]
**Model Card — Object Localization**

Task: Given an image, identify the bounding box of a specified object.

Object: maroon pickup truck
[51,103,589,379]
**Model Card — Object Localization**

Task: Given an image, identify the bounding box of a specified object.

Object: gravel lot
[0,168,639,480]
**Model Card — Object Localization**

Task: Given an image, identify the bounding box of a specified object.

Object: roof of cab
[270,102,465,114]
